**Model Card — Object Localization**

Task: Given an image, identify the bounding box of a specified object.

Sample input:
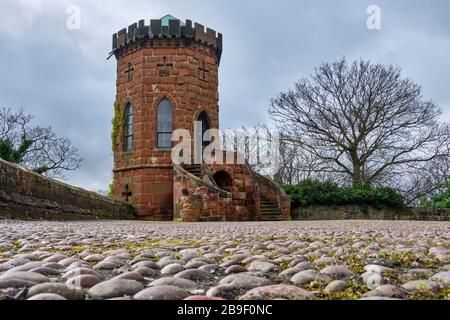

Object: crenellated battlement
[111,16,223,62]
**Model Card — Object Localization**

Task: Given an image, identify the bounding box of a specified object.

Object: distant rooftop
[160,14,186,27]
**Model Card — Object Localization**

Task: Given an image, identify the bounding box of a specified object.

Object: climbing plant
[107,178,116,198]
[0,138,33,164]
[111,100,125,152]
[109,100,125,199]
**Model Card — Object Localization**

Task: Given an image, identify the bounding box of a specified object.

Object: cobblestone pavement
[0,219,449,300]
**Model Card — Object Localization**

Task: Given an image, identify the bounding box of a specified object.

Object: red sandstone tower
[111,15,290,221]
[111,15,222,220]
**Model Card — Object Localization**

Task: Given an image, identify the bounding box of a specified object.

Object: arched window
[157,98,173,149]
[124,103,133,152]
[197,111,210,147]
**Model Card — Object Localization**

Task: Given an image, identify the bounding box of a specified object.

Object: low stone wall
[398,207,450,221]
[292,205,396,220]
[292,205,450,221]
[0,159,135,220]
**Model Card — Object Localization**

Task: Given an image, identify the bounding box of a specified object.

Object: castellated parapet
[112,18,223,63]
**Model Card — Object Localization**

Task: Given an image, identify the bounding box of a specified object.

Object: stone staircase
[182,164,201,178]
[260,195,288,221]
[181,165,288,221]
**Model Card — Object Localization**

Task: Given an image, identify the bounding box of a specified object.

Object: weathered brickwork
[173,165,233,222]
[171,160,291,222]
[209,162,259,221]
[0,159,134,220]
[111,16,290,221]
[113,165,173,220]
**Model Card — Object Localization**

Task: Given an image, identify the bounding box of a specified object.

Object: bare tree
[277,135,343,185]
[221,125,277,175]
[0,107,82,179]
[220,125,355,185]
[392,156,450,205]
[269,58,450,191]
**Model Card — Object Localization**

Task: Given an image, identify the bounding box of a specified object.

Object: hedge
[284,180,405,209]
[421,183,450,208]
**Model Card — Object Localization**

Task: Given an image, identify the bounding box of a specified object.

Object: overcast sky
[1,0,450,191]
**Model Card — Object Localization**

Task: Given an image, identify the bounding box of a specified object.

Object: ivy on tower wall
[107,178,116,198]
[111,100,125,152]
[109,100,125,199]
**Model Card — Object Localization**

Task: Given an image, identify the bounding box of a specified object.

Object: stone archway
[213,170,233,192]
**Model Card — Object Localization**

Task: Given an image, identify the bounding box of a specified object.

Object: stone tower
[111,15,223,220]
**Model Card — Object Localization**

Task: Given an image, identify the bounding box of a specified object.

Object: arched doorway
[213,170,233,192]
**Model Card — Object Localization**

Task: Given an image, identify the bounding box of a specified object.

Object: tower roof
[161,14,186,27]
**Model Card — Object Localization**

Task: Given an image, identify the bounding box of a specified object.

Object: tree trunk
[351,151,362,186]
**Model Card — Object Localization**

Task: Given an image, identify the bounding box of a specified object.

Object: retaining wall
[0,159,135,220]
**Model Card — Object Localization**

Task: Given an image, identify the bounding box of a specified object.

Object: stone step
[260,216,289,221]
[260,206,281,210]
[261,198,278,206]
[261,200,278,205]
[261,202,276,206]
[260,213,287,217]
[183,165,201,178]
[199,216,224,222]
[261,209,282,214]
[183,165,201,168]
[260,195,286,221]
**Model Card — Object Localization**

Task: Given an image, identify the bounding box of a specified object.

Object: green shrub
[0,138,33,164]
[284,180,405,209]
[420,182,450,208]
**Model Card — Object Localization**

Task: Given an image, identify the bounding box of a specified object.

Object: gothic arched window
[157,99,173,149]
[124,103,133,152]
[197,111,210,147]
